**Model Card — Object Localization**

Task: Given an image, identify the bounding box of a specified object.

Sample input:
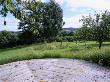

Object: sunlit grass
[0,41,110,66]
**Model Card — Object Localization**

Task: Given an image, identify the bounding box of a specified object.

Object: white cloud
[66,0,110,11]
[42,0,64,5]
[0,16,20,31]
[63,0,110,28]
[63,14,88,28]
[55,0,64,5]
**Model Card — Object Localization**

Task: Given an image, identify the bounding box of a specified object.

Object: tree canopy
[18,0,64,42]
[80,11,110,49]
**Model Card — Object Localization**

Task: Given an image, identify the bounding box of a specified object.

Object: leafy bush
[79,48,110,66]
[56,36,74,42]
[63,36,74,42]
[0,31,19,48]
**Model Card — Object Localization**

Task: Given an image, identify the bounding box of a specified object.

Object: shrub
[83,48,110,66]
[0,30,19,48]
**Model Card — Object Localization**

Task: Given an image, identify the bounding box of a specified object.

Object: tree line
[0,0,110,49]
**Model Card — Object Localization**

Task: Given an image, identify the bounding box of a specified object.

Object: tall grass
[0,42,110,66]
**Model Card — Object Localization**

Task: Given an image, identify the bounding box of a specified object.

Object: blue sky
[0,0,110,31]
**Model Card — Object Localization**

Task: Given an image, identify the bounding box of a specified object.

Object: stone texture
[0,59,110,82]
[0,61,34,82]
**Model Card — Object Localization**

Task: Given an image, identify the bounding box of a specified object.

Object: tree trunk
[76,40,77,44]
[84,40,86,48]
[60,40,62,46]
[99,41,102,49]
[85,42,86,47]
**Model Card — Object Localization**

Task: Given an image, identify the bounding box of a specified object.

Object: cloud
[28,0,65,5]
[42,0,64,5]
[0,16,20,25]
[0,16,20,31]
[66,0,110,11]
[55,0,64,5]
[63,13,89,28]
[63,0,110,28]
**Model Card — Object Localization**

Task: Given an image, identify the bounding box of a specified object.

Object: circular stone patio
[0,59,110,82]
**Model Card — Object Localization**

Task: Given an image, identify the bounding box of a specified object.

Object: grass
[0,41,110,66]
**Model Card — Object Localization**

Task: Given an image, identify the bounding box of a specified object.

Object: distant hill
[0,28,80,32]
[63,27,79,31]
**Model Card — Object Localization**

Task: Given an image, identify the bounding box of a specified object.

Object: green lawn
[0,41,110,66]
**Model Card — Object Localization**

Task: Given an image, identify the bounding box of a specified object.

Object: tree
[74,30,81,44]
[18,0,44,30]
[18,0,64,42]
[93,12,110,49]
[0,0,22,25]
[80,15,93,44]
[80,11,110,49]
[0,0,19,15]
[0,31,19,48]
[18,1,44,43]
[76,27,92,46]
[41,0,63,42]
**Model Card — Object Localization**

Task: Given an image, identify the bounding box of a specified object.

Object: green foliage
[0,31,19,48]
[56,31,75,42]
[80,11,110,49]
[41,0,63,41]
[92,13,110,49]
[80,48,110,66]
[18,1,43,33]
[18,31,36,44]
[18,0,63,42]
[61,31,75,36]
[0,0,22,17]
[75,27,92,41]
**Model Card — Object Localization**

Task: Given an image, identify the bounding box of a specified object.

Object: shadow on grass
[0,43,41,53]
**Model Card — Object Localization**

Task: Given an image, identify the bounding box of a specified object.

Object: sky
[0,0,110,31]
